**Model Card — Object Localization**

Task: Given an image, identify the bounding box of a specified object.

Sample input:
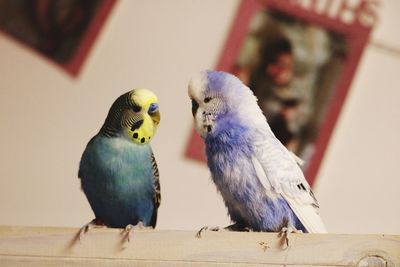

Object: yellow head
[101,88,160,144]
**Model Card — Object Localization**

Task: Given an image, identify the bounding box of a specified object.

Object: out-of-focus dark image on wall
[0,0,115,76]
[233,10,348,165]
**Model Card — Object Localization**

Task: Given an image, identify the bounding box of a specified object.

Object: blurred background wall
[0,0,399,234]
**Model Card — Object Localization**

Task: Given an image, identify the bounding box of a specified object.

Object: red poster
[0,0,116,77]
[186,0,378,186]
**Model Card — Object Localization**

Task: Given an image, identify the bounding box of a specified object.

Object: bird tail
[284,195,328,233]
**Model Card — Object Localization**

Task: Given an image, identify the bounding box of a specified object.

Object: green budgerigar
[78,89,161,239]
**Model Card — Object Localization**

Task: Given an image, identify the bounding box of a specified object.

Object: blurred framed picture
[186,0,377,185]
[0,0,116,77]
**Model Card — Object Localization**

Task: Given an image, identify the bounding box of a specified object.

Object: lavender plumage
[189,70,326,233]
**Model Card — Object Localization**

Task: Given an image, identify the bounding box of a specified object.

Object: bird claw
[224,224,251,232]
[122,224,134,243]
[196,223,251,238]
[278,225,302,249]
[78,224,90,242]
[195,226,221,238]
[78,219,106,242]
[121,221,150,243]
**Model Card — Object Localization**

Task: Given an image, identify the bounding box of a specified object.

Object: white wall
[314,0,400,234]
[0,0,398,234]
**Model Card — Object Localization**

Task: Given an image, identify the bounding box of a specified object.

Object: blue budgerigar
[189,70,326,240]
[78,89,161,239]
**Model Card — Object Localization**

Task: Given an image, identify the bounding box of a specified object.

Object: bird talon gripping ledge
[196,226,221,238]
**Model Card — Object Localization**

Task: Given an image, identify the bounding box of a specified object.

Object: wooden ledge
[0,225,399,266]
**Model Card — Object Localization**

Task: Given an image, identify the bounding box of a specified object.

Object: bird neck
[99,95,127,137]
[99,122,122,138]
[205,118,251,150]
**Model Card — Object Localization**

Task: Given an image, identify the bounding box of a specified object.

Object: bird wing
[150,151,161,228]
[78,136,97,180]
[252,128,327,233]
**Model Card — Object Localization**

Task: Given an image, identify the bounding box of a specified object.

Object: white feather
[282,192,327,233]
[288,151,305,167]
[251,156,273,193]
[253,127,327,233]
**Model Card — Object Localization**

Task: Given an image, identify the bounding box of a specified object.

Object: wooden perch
[0,225,399,266]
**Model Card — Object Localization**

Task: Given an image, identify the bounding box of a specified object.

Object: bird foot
[196,224,251,238]
[278,225,302,249]
[78,218,106,242]
[195,226,221,238]
[224,224,251,232]
[122,221,151,243]
[122,224,134,243]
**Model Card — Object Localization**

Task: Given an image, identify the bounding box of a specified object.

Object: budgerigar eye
[191,99,199,117]
[204,97,212,103]
[148,103,158,114]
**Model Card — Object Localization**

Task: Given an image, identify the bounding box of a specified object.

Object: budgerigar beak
[152,110,160,125]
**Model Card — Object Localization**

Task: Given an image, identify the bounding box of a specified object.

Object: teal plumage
[79,89,161,229]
